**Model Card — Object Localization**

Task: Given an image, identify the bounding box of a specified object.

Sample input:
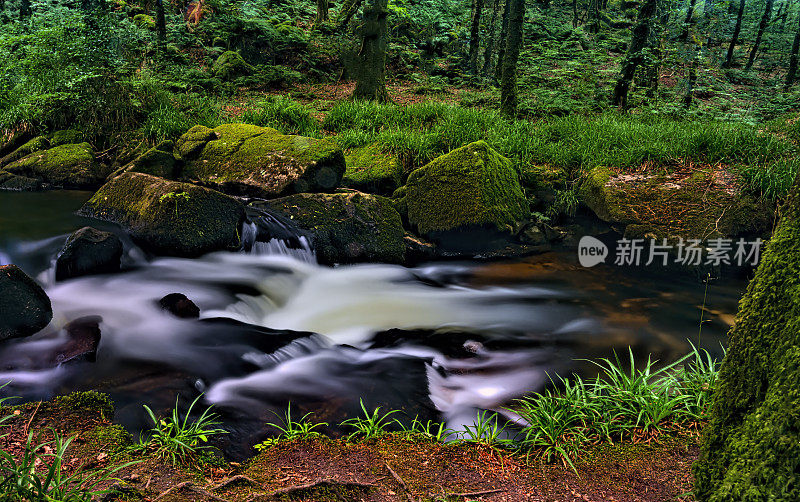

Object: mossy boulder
[693,174,800,500]
[257,191,406,264]
[49,129,83,147]
[579,166,773,241]
[176,125,217,160]
[395,141,529,237]
[0,136,50,167]
[80,172,245,257]
[0,170,45,191]
[212,51,252,81]
[125,141,176,178]
[132,13,155,29]
[0,264,52,341]
[5,142,108,189]
[179,123,345,198]
[341,144,403,195]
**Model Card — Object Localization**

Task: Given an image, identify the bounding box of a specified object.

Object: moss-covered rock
[693,174,800,501]
[579,166,773,241]
[0,170,45,191]
[5,142,108,189]
[80,172,245,257]
[0,264,52,341]
[0,136,50,167]
[176,125,217,160]
[54,391,115,421]
[395,141,529,236]
[341,144,403,195]
[126,141,177,178]
[257,191,406,264]
[132,13,155,29]
[179,123,345,198]
[49,129,83,147]
[212,51,252,81]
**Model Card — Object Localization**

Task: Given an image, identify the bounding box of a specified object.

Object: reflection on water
[0,190,746,458]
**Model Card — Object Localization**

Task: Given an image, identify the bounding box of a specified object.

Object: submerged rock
[693,174,800,499]
[178,123,345,198]
[258,191,406,264]
[56,227,123,281]
[79,172,244,257]
[159,293,200,319]
[579,166,773,241]
[4,142,108,189]
[394,141,529,239]
[0,264,52,341]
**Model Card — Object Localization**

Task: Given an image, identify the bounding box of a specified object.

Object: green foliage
[254,403,328,449]
[393,417,456,443]
[340,399,400,441]
[134,394,227,465]
[458,410,513,447]
[239,96,320,137]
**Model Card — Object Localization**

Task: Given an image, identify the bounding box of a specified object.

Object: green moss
[129,144,176,178]
[49,129,83,147]
[54,391,115,421]
[212,51,252,81]
[693,174,800,501]
[80,172,244,257]
[132,13,155,29]
[0,136,50,166]
[175,125,217,160]
[180,123,345,198]
[397,141,529,235]
[0,170,44,191]
[260,191,406,264]
[5,142,107,189]
[84,424,133,451]
[341,144,403,195]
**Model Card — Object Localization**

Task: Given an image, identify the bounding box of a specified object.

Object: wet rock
[4,142,109,189]
[56,227,123,281]
[122,141,176,179]
[519,224,547,245]
[0,170,45,191]
[178,123,345,198]
[0,264,52,341]
[257,190,406,265]
[57,316,103,364]
[159,293,200,319]
[79,172,245,257]
[393,141,529,243]
[0,136,50,167]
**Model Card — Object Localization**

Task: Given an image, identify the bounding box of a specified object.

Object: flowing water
[0,190,746,458]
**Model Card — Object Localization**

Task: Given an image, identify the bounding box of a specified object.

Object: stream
[0,190,745,459]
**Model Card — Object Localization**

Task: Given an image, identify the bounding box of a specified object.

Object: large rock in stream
[3,142,109,189]
[0,265,52,341]
[255,190,406,264]
[393,141,529,242]
[55,227,123,281]
[80,172,245,257]
[177,124,345,198]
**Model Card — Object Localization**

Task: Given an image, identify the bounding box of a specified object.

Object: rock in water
[258,191,406,264]
[178,124,345,198]
[693,175,800,500]
[394,141,529,238]
[4,142,109,189]
[159,293,200,319]
[56,227,123,281]
[0,265,52,341]
[79,172,244,257]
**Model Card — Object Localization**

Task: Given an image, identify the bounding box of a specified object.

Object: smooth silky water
[0,190,745,459]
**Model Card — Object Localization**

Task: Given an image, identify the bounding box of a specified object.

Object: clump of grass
[254,403,328,450]
[340,399,400,441]
[239,96,320,137]
[393,417,456,443]
[134,394,227,465]
[457,410,513,447]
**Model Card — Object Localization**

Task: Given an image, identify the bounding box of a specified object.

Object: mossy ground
[0,392,701,502]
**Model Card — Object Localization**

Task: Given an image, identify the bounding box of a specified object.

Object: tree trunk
[500,0,524,116]
[352,0,389,102]
[494,0,512,81]
[722,0,746,68]
[612,0,660,108]
[572,0,578,28]
[679,0,696,42]
[786,7,800,88]
[337,0,363,28]
[693,171,800,501]
[481,0,501,76]
[745,0,775,71]
[315,0,330,26]
[468,0,485,74]
[20,0,31,19]
[156,0,167,41]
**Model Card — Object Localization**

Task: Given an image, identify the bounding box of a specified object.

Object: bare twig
[448,487,506,497]
[23,401,41,436]
[385,461,415,502]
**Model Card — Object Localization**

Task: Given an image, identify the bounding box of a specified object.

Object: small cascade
[241,206,316,263]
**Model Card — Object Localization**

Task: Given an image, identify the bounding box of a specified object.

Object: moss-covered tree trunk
[722,0,746,68]
[494,0,511,81]
[481,0,501,76]
[786,8,800,88]
[745,0,775,71]
[694,172,800,500]
[612,0,660,108]
[352,0,389,102]
[679,0,696,42]
[499,0,524,116]
[337,0,363,28]
[315,0,329,26]
[468,0,485,74]
[156,0,167,41]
